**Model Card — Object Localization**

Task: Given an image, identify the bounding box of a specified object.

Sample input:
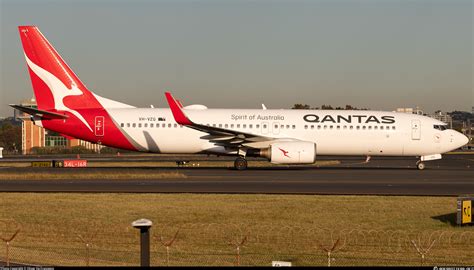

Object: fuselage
[39,107,468,157]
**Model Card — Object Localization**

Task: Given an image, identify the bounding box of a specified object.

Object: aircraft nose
[456,132,469,148]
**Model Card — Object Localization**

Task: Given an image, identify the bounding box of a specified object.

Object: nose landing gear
[416,160,426,170]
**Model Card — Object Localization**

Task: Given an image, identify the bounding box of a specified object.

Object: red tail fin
[19,26,96,111]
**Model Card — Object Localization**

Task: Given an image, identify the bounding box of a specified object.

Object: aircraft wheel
[416,161,425,170]
[234,157,248,171]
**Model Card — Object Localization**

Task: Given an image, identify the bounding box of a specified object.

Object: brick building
[16,98,103,154]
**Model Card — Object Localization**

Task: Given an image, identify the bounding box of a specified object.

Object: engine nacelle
[260,141,317,164]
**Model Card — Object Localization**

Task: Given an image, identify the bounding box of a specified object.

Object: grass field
[0,193,473,266]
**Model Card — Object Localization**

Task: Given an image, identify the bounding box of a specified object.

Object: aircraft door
[95,116,105,137]
[411,120,421,140]
[272,122,280,135]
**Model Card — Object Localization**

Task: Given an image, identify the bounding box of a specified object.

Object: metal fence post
[132,219,153,267]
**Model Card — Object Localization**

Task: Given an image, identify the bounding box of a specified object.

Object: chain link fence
[1,221,473,266]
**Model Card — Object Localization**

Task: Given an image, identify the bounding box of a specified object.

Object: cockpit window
[433,125,447,131]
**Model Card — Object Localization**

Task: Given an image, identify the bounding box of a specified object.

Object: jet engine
[257,141,317,164]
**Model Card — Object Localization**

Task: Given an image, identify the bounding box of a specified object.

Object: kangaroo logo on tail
[24,53,93,132]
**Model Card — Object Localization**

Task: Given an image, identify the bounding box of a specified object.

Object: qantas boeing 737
[11,26,469,170]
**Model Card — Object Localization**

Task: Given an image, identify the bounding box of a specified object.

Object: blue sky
[0,0,472,116]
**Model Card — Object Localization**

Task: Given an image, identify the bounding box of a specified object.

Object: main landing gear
[416,160,426,170]
[234,156,248,170]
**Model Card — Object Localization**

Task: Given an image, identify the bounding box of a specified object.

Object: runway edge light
[456,196,473,225]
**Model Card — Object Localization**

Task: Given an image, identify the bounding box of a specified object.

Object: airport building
[16,98,103,154]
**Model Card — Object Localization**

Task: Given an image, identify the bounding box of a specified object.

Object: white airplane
[12,26,469,170]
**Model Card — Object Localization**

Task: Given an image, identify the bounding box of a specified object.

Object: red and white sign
[64,160,88,168]
[95,116,104,136]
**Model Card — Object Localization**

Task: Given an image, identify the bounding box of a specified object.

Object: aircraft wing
[10,104,69,120]
[165,92,284,148]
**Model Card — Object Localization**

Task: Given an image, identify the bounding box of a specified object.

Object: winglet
[165,92,193,125]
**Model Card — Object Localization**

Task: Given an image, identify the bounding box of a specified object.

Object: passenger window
[237,124,241,128]
[362,126,366,130]
[120,123,124,127]
[286,125,290,129]
[127,123,130,128]
[263,124,267,128]
[256,124,260,128]
[392,126,396,130]
[225,124,228,128]
[219,124,222,128]
[311,125,314,129]
[231,124,234,128]
[292,125,296,129]
[374,126,378,130]
[317,125,321,129]
[249,124,253,128]
[138,123,142,128]
[168,123,172,128]
[144,123,148,128]
[150,123,154,128]
[350,126,353,129]
[304,125,308,129]
[174,124,177,128]
[133,123,136,128]
[162,123,166,128]
[243,124,247,128]
[380,126,384,130]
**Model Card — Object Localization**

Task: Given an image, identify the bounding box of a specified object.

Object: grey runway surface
[0,155,473,195]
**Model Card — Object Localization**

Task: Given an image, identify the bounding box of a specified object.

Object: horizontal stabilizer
[10,104,68,119]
